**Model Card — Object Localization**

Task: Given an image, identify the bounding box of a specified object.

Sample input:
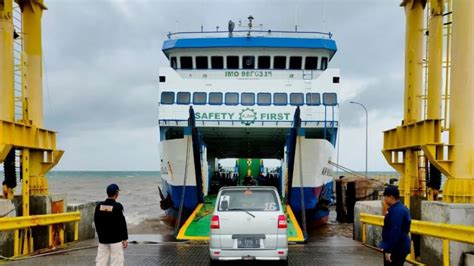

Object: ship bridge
[158,30,340,160]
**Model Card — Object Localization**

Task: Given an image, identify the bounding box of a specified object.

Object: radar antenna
[228,20,235,37]
[247,15,254,37]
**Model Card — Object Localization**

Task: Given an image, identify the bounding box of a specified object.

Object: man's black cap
[106,184,120,195]
[383,185,400,198]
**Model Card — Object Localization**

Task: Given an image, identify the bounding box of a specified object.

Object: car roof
[218,186,278,192]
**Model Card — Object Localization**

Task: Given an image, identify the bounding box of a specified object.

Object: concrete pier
[65,202,96,242]
[421,201,474,266]
[353,200,382,247]
[0,199,16,257]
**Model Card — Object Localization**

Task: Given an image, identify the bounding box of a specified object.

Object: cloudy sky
[40,0,405,171]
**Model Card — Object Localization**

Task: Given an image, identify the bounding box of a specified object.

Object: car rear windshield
[218,189,280,211]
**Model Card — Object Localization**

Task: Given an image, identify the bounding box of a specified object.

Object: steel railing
[360,213,474,266]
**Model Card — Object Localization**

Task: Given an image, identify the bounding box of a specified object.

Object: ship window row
[170,55,329,70]
[160,91,337,106]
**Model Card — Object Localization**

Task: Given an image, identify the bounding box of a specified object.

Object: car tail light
[278,215,287,229]
[211,215,220,229]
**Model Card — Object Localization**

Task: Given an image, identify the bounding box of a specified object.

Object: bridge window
[196,56,208,69]
[170,57,177,69]
[177,92,191,104]
[305,57,318,70]
[274,93,288,105]
[289,57,302,70]
[290,93,304,106]
[257,93,271,106]
[321,57,328,70]
[306,93,321,106]
[193,92,207,105]
[242,56,255,69]
[273,56,286,69]
[180,56,193,69]
[241,93,255,106]
[227,56,239,69]
[211,56,224,69]
[209,92,223,105]
[258,56,270,69]
[225,92,239,105]
[323,92,337,106]
[160,91,174,104]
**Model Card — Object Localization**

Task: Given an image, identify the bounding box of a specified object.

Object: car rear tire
[278,259,288,266]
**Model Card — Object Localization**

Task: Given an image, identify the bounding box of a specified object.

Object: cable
[0,199,22,218]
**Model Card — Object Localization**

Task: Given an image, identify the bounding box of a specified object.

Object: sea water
[6,171,163,226]
[2,170,402,227]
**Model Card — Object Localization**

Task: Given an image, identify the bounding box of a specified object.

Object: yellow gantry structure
[383,0,474,205]
[0,0,73,257]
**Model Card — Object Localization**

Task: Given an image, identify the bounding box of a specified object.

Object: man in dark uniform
[379,186,411,266]
[94,184,128,266]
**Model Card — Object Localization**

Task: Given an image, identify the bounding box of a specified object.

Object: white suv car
[209,186,288,264]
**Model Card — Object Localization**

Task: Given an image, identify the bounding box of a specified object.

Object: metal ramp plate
[177,196,305,242]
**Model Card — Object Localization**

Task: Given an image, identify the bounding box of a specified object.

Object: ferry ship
[158,17,340,235]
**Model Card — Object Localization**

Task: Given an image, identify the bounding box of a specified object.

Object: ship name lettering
[260,113,290,120]
[225,71,239,77]
[195,112,234,120]
[225,71,272,78]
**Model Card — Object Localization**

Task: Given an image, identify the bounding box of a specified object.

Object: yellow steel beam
[443,0,474,203]
[383,119,441,152]
[427,0,443,120]
[0,144,13,162]
[0,0,15,122]
[402,0,425,124]
[0,212,80,231]
[360,213,474,244]
[0,120,58,150]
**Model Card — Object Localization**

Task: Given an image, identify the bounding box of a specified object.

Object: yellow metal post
[362,223,366,244]
[74,221,79,241]
[444,0,474,203]
[48,224,52,247]
[442,239,449,266]
[22,148,30,216]
[13,229,19,256]
[397,0,425,205]
[427,0,443,120]
[20,0,46,127]
[0,0,15,122]
[403,150,417,208]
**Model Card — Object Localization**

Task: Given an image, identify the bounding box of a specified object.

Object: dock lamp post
[350,101,368,178]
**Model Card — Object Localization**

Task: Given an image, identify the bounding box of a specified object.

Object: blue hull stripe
[162,180,199,211]
[163,37,337,55]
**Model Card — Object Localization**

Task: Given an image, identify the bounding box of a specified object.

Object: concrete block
[12,194,68,250]
[465,253,474,266]
[354,200,383,247]
[0,199,16,257]
[421,201,474,266]
[66,202,97,242]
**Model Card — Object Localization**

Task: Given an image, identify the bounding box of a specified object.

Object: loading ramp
[176,195,305,242]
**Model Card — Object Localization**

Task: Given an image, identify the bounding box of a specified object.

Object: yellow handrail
[0,212,81,257]
[359,213,474,266]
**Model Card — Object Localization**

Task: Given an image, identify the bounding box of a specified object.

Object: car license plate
[237,238,260,248]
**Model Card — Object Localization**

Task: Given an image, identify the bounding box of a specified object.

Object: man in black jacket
[94,184,128,266]
[379,186,411,266]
